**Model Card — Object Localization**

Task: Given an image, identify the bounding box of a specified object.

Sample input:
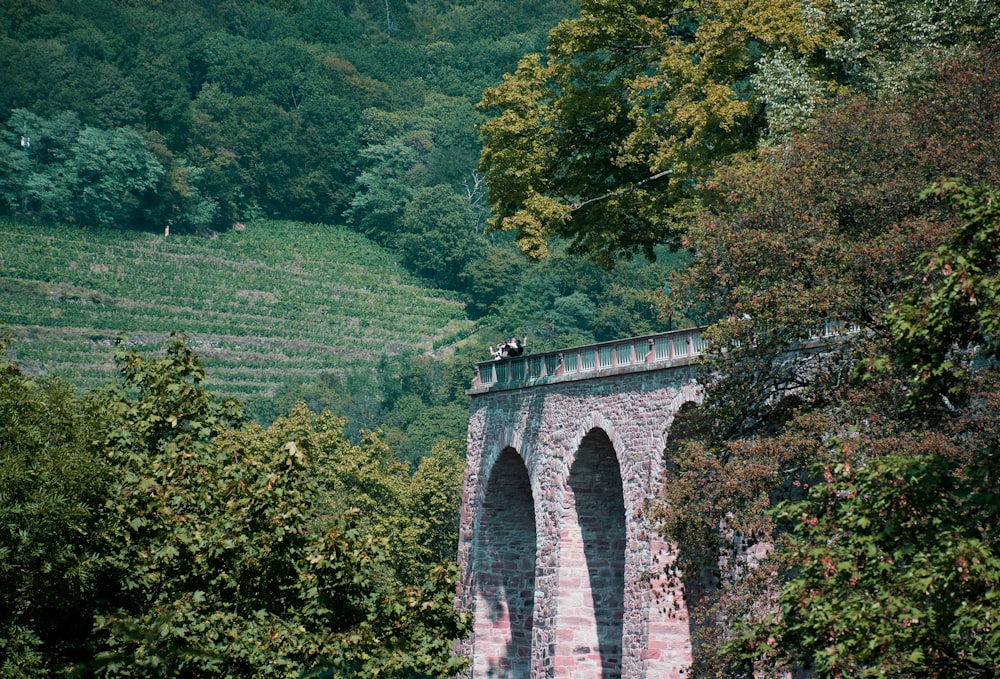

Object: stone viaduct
[456,328,709,679]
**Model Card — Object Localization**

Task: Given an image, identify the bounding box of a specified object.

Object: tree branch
[568,169,671,213]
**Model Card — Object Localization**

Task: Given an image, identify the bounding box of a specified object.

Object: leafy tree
[468,242,680,351]
[0,335,113,676]
[0,0,58,35]
[66,126,164,227]
[0,29,143,130]
[477,0,998,264]
[460,244,528,318]
[398,184,481,289]
[233,398,465,587]
[68,58,145,129]
[0,335,470,677]
[129,50,193,145]
[407,441,466,568]
[162,159,221,233]
[477,0,837,264]
[189,83,330,222]
[245,368,383,436]
[0,109,79,219]
[296,91,363,208]
[591,251,687,338]
[655,48,1000,675]
[724,181,1000,672]
[0,0,582,243]
[199,34,314,106]
[748,439,1000,677]
[345,138,419,241]
[751,1,999,139]
[821,0,999,97]
[93,336,469,677]
[375,348,474,450]
[416,93,484,187]
[383,400,470,470]
[0,110,167,226]
[887,180,1000,407]
[671,45,1000,353]
[292,0,354,45]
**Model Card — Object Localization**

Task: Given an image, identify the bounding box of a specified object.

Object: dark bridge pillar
[471,447,537,678]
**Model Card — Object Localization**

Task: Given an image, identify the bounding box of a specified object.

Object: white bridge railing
[470,320,860,392]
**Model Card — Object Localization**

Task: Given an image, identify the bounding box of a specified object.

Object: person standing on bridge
[507,336,526,357]
[489,342,505,360]
[488,336,527,359]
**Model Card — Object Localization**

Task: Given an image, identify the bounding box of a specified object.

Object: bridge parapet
[470,326,708,393]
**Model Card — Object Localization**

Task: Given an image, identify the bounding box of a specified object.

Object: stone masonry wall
[472,448,537,677]
[457,364,702,678]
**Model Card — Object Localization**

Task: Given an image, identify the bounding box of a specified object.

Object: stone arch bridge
[456,328,709,679]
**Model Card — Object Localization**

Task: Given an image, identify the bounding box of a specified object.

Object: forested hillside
[0,0,590,310]
[0,0,684,424]
[0,0,573,232]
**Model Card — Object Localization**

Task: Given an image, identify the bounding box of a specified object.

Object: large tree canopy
[478,0,998,264]
[717,183,1000,678]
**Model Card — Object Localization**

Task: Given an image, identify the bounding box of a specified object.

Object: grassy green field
[0,218,472,401]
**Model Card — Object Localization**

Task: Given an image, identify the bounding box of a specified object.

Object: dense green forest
[0,0,574,233]
[2,0,1000,676]
[0,0,592,303]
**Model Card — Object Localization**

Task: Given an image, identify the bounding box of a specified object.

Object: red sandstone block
[552,656,591,671]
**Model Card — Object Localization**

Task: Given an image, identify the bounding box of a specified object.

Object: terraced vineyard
[0,219,472,401]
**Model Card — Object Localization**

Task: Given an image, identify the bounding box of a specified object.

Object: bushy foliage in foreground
[741,181,1000,678]
[0,334,469,678]
[0,336,114,675]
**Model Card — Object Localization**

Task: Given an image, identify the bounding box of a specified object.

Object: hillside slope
[0,219,472,401]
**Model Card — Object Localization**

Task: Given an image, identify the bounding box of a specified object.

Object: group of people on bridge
[489,336,527,360]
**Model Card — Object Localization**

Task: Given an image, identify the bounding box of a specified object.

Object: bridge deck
[470,320,860,394]
[469,327,707,394]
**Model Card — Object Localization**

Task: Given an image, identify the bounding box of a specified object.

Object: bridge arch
[553,426,626,677]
